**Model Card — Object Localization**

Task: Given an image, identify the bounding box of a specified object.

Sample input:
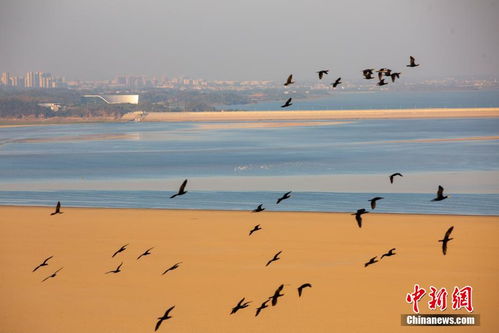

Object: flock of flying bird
[280,56,420,108]
[38,170,454,330]
[33,55,458,329]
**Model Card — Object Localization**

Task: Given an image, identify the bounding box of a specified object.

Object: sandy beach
[122,107,499,122]
[0,206,497,332]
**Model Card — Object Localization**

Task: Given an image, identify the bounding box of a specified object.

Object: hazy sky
[1,0,498,81]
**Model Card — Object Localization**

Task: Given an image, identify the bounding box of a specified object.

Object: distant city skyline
[1,0,498,82]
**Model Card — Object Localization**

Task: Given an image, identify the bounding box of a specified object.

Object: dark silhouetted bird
[390,72,401,82]
[438,226,454,255]
[364,256,378,267]
[284,74,294,86]
[137,247,154,260]
[432,185,449,201]
[281,98,293,108]
[112,244,128,258]
[162,262,182,275]
[377,79,388,86]
[331,77,342,88]
[389,172,403,184]
[106,262,123,274]
[42,267,63,282]
[368,197,384,210]
[377,68,389,80]
[407,56,419,67]
[271,284,285,306]
[255,298,271,316]
[230,298,251,314]
[249,224,262,236]
[253,204,265,212]
[363,69,374,79]
[50,201,62,215]
[352,209,369,228]
[33,256,53,272]
[276,191,291,204]
[317,70,329,80]
[383,69,392,77]
[155,306,175,331]
[297,283,312,297]
[170,179,188,198]
[266,251,282,266]
[381,248,396,259]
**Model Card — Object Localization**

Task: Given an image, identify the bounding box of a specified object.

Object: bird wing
[155,319,163,331]
[274,251,282,259]
[117,262,123,270]
[56,201,60,210]
[55,267,63,274]
[437,185,444,197]
[164,305,175,317]
[179,179,188,193]
[286,75,293,84]
[444,226,454,239]
[356,214,362,228]
[286,98,292,104]
[318,72,323,79]
[33,264,41,272]
[410,56,415,64]
[42,256,53,264]
[442,241,448,255]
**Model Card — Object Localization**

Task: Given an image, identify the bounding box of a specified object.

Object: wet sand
[0,206,497,332]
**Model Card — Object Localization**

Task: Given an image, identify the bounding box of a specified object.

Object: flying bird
[368,197,384,210]
[438,226,454,255]
[170,179,188,198]
[381,248,396,259]
[41,267,63,282]
[230,298,251,314]
[363,69,374,78]
[281,98,293,108]
[377,68,389,81]
[33,256,53,272]
[162,262,182,275]
[106,262,123,274]
[364,256,378,267]
[352,209,369,228]
[284,74,294,86]
[407,56,419,67]
[276,191,291,204]
[266,251,282,267]
[137,247,154,260]
[297,283,312,297]
[270,284,285,306]
[253,204,265,212]
[249,224,262,236]
[389,173,403,184]
[377,79,388,86]
[155,306,175,331]
[331,77,342,88]
[255,298,271,317]
[432,185,449,201]
[50,201,62,215]
[390,72,401,82]
[317,70,329,80]
[112,244,128,258]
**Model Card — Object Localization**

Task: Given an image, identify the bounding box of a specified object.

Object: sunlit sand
[1,206,497,332]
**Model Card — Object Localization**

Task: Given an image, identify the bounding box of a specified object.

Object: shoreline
[1,107,499,126]
[0,205,497,218]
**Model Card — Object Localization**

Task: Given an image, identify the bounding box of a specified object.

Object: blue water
[222,90,499,111]
[1,191,498,216]
[1,111,499,215]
